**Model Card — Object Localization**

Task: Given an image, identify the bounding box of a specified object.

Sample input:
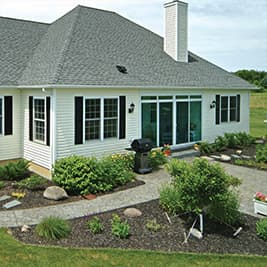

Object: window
[85,99,100,140]
[84,98,118,141]
[216,95,240,124]
[33,98,45,143]
[0,98,3,135]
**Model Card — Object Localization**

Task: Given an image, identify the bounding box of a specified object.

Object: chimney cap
[164,0,188,8]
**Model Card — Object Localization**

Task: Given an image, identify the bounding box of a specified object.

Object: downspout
[51,88,57,170]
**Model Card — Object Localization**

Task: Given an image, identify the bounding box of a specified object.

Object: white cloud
[0,0,266,71]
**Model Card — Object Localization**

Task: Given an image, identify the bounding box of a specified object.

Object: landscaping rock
[231,154,241,160]
[21,225,31,233]
[43,186,68,201]
[220,154,231,162]
[236,150,242,155]
[200,156,214,161]
[241,155,252,160]
[210,155,221,160]
[123,208,142,218]
[255,139,265,144]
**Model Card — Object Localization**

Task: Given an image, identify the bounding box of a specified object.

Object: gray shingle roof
[1,5,255,89]
[0,17,48,86]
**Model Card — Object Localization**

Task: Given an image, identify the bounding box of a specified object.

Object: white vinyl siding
[0,90,22,161]
[0,97,3,135]
[22,91,51,169]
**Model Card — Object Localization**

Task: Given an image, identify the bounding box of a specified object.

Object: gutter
[0,84,258,90]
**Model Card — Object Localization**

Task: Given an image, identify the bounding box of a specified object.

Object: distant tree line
[233,70,267,91]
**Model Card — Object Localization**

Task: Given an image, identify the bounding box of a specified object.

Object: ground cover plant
[35,217,71,240]
[256,218,267,241]
[86,216,103,234]
[0,159,30,180]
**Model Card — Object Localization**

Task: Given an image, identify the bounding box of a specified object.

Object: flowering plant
[255,192,267,203]
[162,144,171,152]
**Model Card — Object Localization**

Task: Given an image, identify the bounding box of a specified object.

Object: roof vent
[116,65,128,74]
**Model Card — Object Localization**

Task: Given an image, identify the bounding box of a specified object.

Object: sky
[1,0,266,72]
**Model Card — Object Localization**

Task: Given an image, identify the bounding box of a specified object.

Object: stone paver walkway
[0,161,266,227]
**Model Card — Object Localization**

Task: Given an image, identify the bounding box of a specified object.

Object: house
[0,1,256,176]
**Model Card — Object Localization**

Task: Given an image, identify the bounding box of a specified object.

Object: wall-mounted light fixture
[210,100,216,109]
[128,102,135,113]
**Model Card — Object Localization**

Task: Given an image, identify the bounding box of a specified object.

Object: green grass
[250,91,267,137]
[1,228,267,267]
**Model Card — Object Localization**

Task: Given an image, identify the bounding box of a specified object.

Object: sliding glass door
[159,102,173,146]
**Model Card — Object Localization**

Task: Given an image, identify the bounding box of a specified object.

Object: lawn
[0,228,267,267]
[250,90,267,137]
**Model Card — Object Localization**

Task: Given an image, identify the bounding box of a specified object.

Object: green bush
[0,159,30,181]
[148,149,168,169]
[256,218,267,241]
[207,191,242,225]
[14,174,47,190]
[0,181,4,189]
[86,217,103,234]
[198,141,214,155]
[145,219,161,232]
[235,132,255,147]
[256,144,267,163]
[52,154,135,195]
[35,217,71,240]
[214,136,228,151]
[159,184,183,215]
[160,158,241,225]
[111,214,130,239]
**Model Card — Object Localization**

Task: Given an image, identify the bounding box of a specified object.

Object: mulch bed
[10,199,267,255]
[0,179,144,211]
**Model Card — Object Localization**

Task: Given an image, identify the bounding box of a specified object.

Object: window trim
[84,97,119,142]
[219,95,239,124]
[0,97,3,135]
[33,97,46,144]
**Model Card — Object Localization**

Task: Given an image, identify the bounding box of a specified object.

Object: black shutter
[46,97,51,146]
[75,97,83,145]
[29,96,33,141]
[119,96,126,139]
[215,95,220,125]
[4,96,13,135]
[237,94,240,122]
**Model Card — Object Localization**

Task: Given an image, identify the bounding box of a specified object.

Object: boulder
[220,154,231,162]
[236,150,242,155]
[21,225,31,233]
[123,208,142,218]
[231,154,241,160]
[43,186,68,201]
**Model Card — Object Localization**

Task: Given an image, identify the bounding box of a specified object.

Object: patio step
[171,148,200,159]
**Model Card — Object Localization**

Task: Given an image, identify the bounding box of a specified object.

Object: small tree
[160,158,241,225]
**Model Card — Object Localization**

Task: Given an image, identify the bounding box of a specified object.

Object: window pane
[230,96,237,121]
[176,102,189,144]
[142,103,157,146]
[176,95,188,100]
[104,99,118,118]
[35,121,45,141]
[85,120,100,140]
[85,99,100,119]
[190,101,201,142]
[190,95,202,99]
[34,99,45,120]
[159,96,172,100]
[141,96,157,100]
[221,96,228,122]
[104,119,117,138]
[159,102,173,146]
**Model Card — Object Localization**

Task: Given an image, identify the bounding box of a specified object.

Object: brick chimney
[164,0,188,62]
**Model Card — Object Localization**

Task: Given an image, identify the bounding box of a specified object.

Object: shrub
[256,144,267,163]
[235,132,255,147]
[86,217,103,234]
[0,181,4,189]
[198,141,214,155]
[160,158,241,225]
[256,218,267,241]
[148,149,168,169]
[214,136,228,151]
[207,191,242,225]
[111,214,130,238]
[14,174,48,190]
[0,159,30,181]
[159,184,183,215]
[35,217,71,240]
[53,154,135,195]
[97,155,135,188]
[146,219,161,232]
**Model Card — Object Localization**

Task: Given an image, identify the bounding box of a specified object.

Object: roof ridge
[52,7,81,83]
[76,4,116,14]
[0,16,49,25]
